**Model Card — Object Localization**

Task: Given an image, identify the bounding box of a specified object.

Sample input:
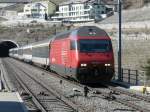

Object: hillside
[99,7,150,24]
[32,0,149,8]
[0,0,150,11]
[32,0,68,5]
[0,4,24,12]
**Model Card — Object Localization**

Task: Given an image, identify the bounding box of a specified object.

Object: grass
[107,28,150,34]
[143,59,150,80]
[0,23,72,44]
[0,26,10,33]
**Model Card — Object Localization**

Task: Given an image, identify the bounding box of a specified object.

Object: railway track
[92,86,150,112]
[2,59,39,111]
[108,84,150,102]
[2,59,46,112]
[3,58,85,112]
[0,59,14,91]
[5,58,150,112]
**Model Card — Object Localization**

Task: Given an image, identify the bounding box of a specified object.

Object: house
[19,0,56,19]
[51,0,113,23]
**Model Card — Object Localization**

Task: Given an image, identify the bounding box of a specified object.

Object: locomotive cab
[77,39,114,83]
[50,26,114,83]
[70,26,114,83]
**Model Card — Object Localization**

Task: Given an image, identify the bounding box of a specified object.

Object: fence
[114,68,139,85]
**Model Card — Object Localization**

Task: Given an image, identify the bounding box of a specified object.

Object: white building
[52,0,112,22]
[19,1,56,19]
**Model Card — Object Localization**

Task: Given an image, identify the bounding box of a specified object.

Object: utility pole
[118,0,122,81]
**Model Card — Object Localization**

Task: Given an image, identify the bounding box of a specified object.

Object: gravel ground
[1,59,39,111]
[0,58,16,90]
[5,58,140,112]
[3,58,75,112]
[95,85,150,111]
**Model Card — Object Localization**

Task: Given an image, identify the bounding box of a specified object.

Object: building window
[80,6,82,10]
[98,11,101,14]
[101,11,105,14]
[84,5,89,9]
[84,11,88,14]
[97,5,100,8]
[80,11,82,15]
[102,6,104,8]
[31,9,38,12]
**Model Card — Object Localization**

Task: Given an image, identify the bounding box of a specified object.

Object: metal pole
[118,0,122,81]
[136,70,138,85]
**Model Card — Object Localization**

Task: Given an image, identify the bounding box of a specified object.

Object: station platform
[0,92,28,112]
[130,86,150,93]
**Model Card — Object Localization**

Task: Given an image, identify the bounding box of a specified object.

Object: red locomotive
[9,26,114,83]
[50,26,114,83]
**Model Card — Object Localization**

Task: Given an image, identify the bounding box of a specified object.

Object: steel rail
[88,87,150,112]
[13,71,47,112]
[91,82,150,112]
[108,85,150,102]
[8,59,85,112]
[115,98,150,112]
[0,59,12,91]
[3,60,47,112]
[9,58,150,112]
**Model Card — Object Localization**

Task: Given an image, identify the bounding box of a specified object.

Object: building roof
[0,92,28,112]
[0,0,31,3]
[59,0,96,5]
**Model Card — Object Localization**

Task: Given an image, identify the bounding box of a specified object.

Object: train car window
[32,46,49,58]
[79,40,112,53]
[18,49,23,55]
[70,40,76,50]
[24,48,32,55]
[11,50,13,54]
[14,50,18,54]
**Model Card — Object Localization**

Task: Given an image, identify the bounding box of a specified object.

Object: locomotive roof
[31,37,54,46]
[14,26,109,49]
[54,26,109,40]
[22,44,32,49]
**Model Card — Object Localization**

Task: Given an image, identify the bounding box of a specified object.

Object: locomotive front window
[79,40,112,52]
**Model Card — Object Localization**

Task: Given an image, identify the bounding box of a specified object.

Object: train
[9,26,114,83]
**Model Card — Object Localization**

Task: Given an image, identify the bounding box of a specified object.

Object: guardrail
[114,68,139,85]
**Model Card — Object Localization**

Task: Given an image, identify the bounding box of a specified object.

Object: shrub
[144,59,150,80]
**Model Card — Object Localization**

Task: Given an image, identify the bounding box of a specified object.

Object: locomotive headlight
[81,64,87,67]
[107,64,111,66]
[105,64,111,66]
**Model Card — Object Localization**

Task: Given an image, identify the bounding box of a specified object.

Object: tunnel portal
[0,40,18,57]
